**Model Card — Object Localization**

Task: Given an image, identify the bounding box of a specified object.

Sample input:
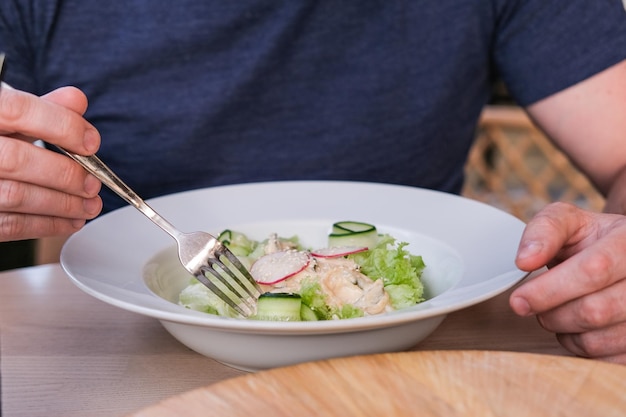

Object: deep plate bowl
[61,181,528,371]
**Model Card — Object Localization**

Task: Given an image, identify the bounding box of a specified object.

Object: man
[1,1,626,362]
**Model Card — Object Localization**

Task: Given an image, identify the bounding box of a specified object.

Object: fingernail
[83,196,102,215]
[510,296,532,316]
[71,218,86,229]
[517,241,543,260]
[83,174,101,195]
[83,128,99,153]
[567,334,590,358]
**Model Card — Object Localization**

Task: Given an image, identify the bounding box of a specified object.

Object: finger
[511,230,626,316]
[0,86,99,154]
[0,212,87,242]
[594,352,626,365]
[0,174,102,241]
[535,278,626,333]
[0,178,102,219]
[0,137,101,198]
[556,321,626,359]
[515,202,592,272]
[41,86,89,115]
[511,203,626,315]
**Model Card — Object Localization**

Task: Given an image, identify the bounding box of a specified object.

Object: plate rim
[61,180,529,333]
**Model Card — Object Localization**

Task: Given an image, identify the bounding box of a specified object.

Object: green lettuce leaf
[178,280,238,318]
[299,280,334,320]
[348,234,425,309]
[299,279,366,320]
[338,304,365,319]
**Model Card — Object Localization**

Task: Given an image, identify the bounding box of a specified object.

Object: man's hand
[510,202,626,363]
[0,86,102,241]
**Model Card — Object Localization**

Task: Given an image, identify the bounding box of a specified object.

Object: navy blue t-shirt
[1,1,626,213]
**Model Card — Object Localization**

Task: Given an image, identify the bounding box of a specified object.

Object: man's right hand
[0,85,103,241]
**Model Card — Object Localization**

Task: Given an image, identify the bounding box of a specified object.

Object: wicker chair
[462,105,605,222]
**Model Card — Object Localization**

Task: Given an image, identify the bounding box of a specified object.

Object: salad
[178,221,426,321]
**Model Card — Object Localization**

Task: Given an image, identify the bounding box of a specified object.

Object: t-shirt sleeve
[493,0,626,106]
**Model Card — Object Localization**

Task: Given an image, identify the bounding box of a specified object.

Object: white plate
[61,181,528,371]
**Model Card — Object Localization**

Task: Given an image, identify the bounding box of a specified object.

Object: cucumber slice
[300,303,319,321]
[331,221,376,234]
[217,229,257,256]
[217,229,232,244]
[255,293,302,321]
[328,221,378,248]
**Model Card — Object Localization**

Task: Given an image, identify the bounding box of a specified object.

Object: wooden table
[0,264,569,417]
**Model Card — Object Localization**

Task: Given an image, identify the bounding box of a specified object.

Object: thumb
[516,202,589,271]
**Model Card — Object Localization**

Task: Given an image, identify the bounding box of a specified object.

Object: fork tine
[203,261,256,308]
[216,247,262,298]
[206,259,258,303]
[194,269,252,317]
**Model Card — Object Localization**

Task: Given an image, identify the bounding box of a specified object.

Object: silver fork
[0,53,260,316]
[62,151,262,317]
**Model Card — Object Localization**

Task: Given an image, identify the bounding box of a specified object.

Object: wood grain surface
[130,350,626,417]
[0,264,577,417]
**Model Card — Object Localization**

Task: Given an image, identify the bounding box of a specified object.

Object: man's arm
[510,59,626,363]
[526,59,626,208]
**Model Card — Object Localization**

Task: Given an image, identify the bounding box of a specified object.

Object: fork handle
[58,147,182,240]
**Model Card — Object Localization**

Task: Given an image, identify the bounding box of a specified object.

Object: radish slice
[310,246,368,258]
[250,250,311,285]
